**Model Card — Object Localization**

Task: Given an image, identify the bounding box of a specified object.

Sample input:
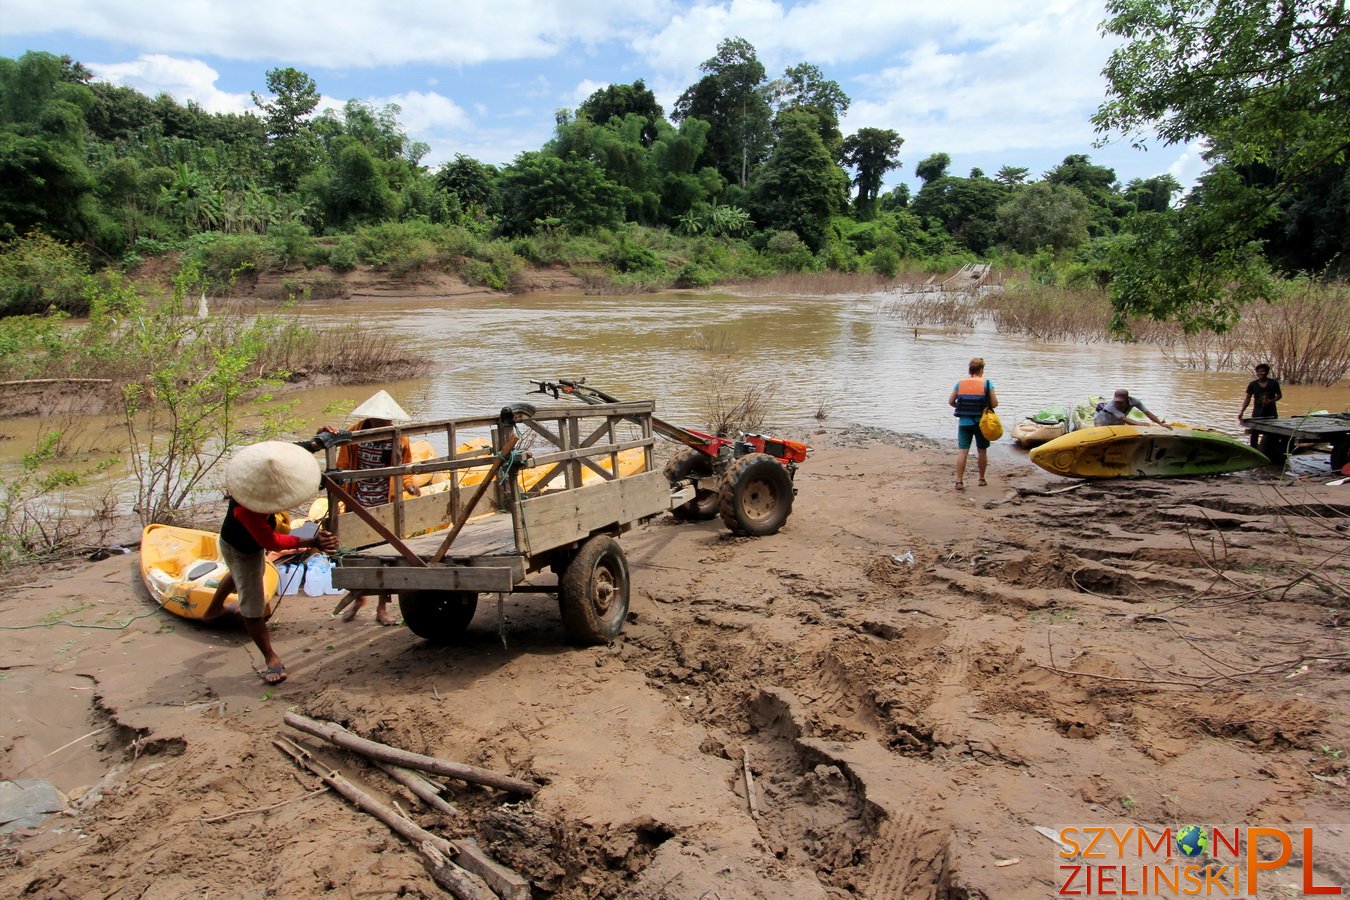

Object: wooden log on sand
[274,737,494,899]
[378,761,461,816]
[283,712,538,796]
[276,736,530,899]
[420,842,497,900]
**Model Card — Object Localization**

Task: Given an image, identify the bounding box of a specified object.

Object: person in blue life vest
[948,357,999,491]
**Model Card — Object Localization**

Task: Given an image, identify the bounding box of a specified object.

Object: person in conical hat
[326,391,419,626]
[211,440,338,684]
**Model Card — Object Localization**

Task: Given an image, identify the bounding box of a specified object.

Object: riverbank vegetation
[3,6,1344,334]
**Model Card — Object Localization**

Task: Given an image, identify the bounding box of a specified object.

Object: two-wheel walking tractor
[530,379,808,537]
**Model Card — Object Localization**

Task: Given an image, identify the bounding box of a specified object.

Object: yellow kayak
[140,524,280,621]
[1030,425,1269,478]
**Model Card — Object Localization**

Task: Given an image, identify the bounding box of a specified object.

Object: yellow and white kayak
[140,524,281,621]
[1030,425,1269,479]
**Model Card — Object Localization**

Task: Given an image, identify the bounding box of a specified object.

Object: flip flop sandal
[978,479,988,486]
[955,482,965,491]
[258,663,287,685]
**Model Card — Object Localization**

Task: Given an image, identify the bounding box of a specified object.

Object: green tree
[911,171,1011,254]
[120,268,299,524]
[648,117,724,223]
[1122,174,1182,213]
[495,151,627,235]
[914,152,951,183]
[748,110,848,252]
[1093,0,1349,325]
[436,154,497,217]
[841,127,904,220]
[767,63,850,157]
[578,80,664,146]
[996,182,1093,253]
[252,67,321,193]
[995,165,1029,185]
[323,135,396,227]
[0,51,106,245]
[673,37,773,188]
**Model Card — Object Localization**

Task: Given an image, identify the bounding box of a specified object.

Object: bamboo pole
[741,747,759,819]
[273,738,492,899]
[283,712,537,796]
[276,735,530,899]
[378,761,460,816]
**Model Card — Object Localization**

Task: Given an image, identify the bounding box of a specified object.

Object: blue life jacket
[953,377,989,418]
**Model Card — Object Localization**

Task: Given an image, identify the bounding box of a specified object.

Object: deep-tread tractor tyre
[399,590,478,643]
[558,535,629,644]
[663,447,720,519]
[718,452,794,536]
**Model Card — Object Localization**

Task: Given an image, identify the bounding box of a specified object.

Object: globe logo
[1176,825,1209,858]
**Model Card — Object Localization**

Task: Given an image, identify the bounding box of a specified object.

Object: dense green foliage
[1095,0,1349,328]
[0,18,1343,325]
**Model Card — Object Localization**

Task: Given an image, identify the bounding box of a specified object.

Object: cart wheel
[399,590,478,644]
[719,452,794,536]
[558,535,629,644]
[663,448,720,520]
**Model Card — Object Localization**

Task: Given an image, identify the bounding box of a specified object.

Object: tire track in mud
[630,525,975,898]
[865,806,950,899]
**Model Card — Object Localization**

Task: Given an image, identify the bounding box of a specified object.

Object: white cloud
[1,0,675,68]
[88,55,252,114]
[842,3,1117,162]
[1164,139,1210,193]
[570,79,607,104]
[381,91,473,135]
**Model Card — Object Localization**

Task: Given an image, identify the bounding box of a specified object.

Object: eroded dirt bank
[2,433,1348,898]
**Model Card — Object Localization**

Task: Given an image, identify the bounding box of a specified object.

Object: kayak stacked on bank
[1029,424,1269,479]
[1011,404,1069,447]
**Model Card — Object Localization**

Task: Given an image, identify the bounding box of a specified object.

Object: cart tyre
[719,453,794,536]
[399,590,478,643]
[663,448,720,520]
[558,536,629,644]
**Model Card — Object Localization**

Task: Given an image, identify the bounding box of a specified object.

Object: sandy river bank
[2,430,1347,898]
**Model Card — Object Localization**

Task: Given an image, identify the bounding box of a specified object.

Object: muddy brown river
[4,290,1348,511]
[288,290,1348,437]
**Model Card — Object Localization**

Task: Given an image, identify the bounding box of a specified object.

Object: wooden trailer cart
[317,399,693,645]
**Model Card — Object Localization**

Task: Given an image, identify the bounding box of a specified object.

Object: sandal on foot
[955,481,965,491]
[259,663,287,685]
[978,479,988,486]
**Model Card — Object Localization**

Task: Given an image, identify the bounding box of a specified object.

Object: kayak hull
[1029,425,1270,479]
[140,524,279,621]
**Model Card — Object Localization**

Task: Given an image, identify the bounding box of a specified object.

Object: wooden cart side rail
[328,402,656,552]
[516,469,672,556]
[322,450,498,483]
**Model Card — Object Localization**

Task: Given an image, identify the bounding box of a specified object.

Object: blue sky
[0,0,1206,194]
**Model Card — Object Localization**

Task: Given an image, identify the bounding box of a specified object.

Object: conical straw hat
[225,441,322,514]
[349,390,410,423]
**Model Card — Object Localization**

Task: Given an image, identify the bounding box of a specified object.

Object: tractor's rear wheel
[558,535,629,644]
[719,453,794,536]
[663,447,720,520]
[399,590,478,643]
